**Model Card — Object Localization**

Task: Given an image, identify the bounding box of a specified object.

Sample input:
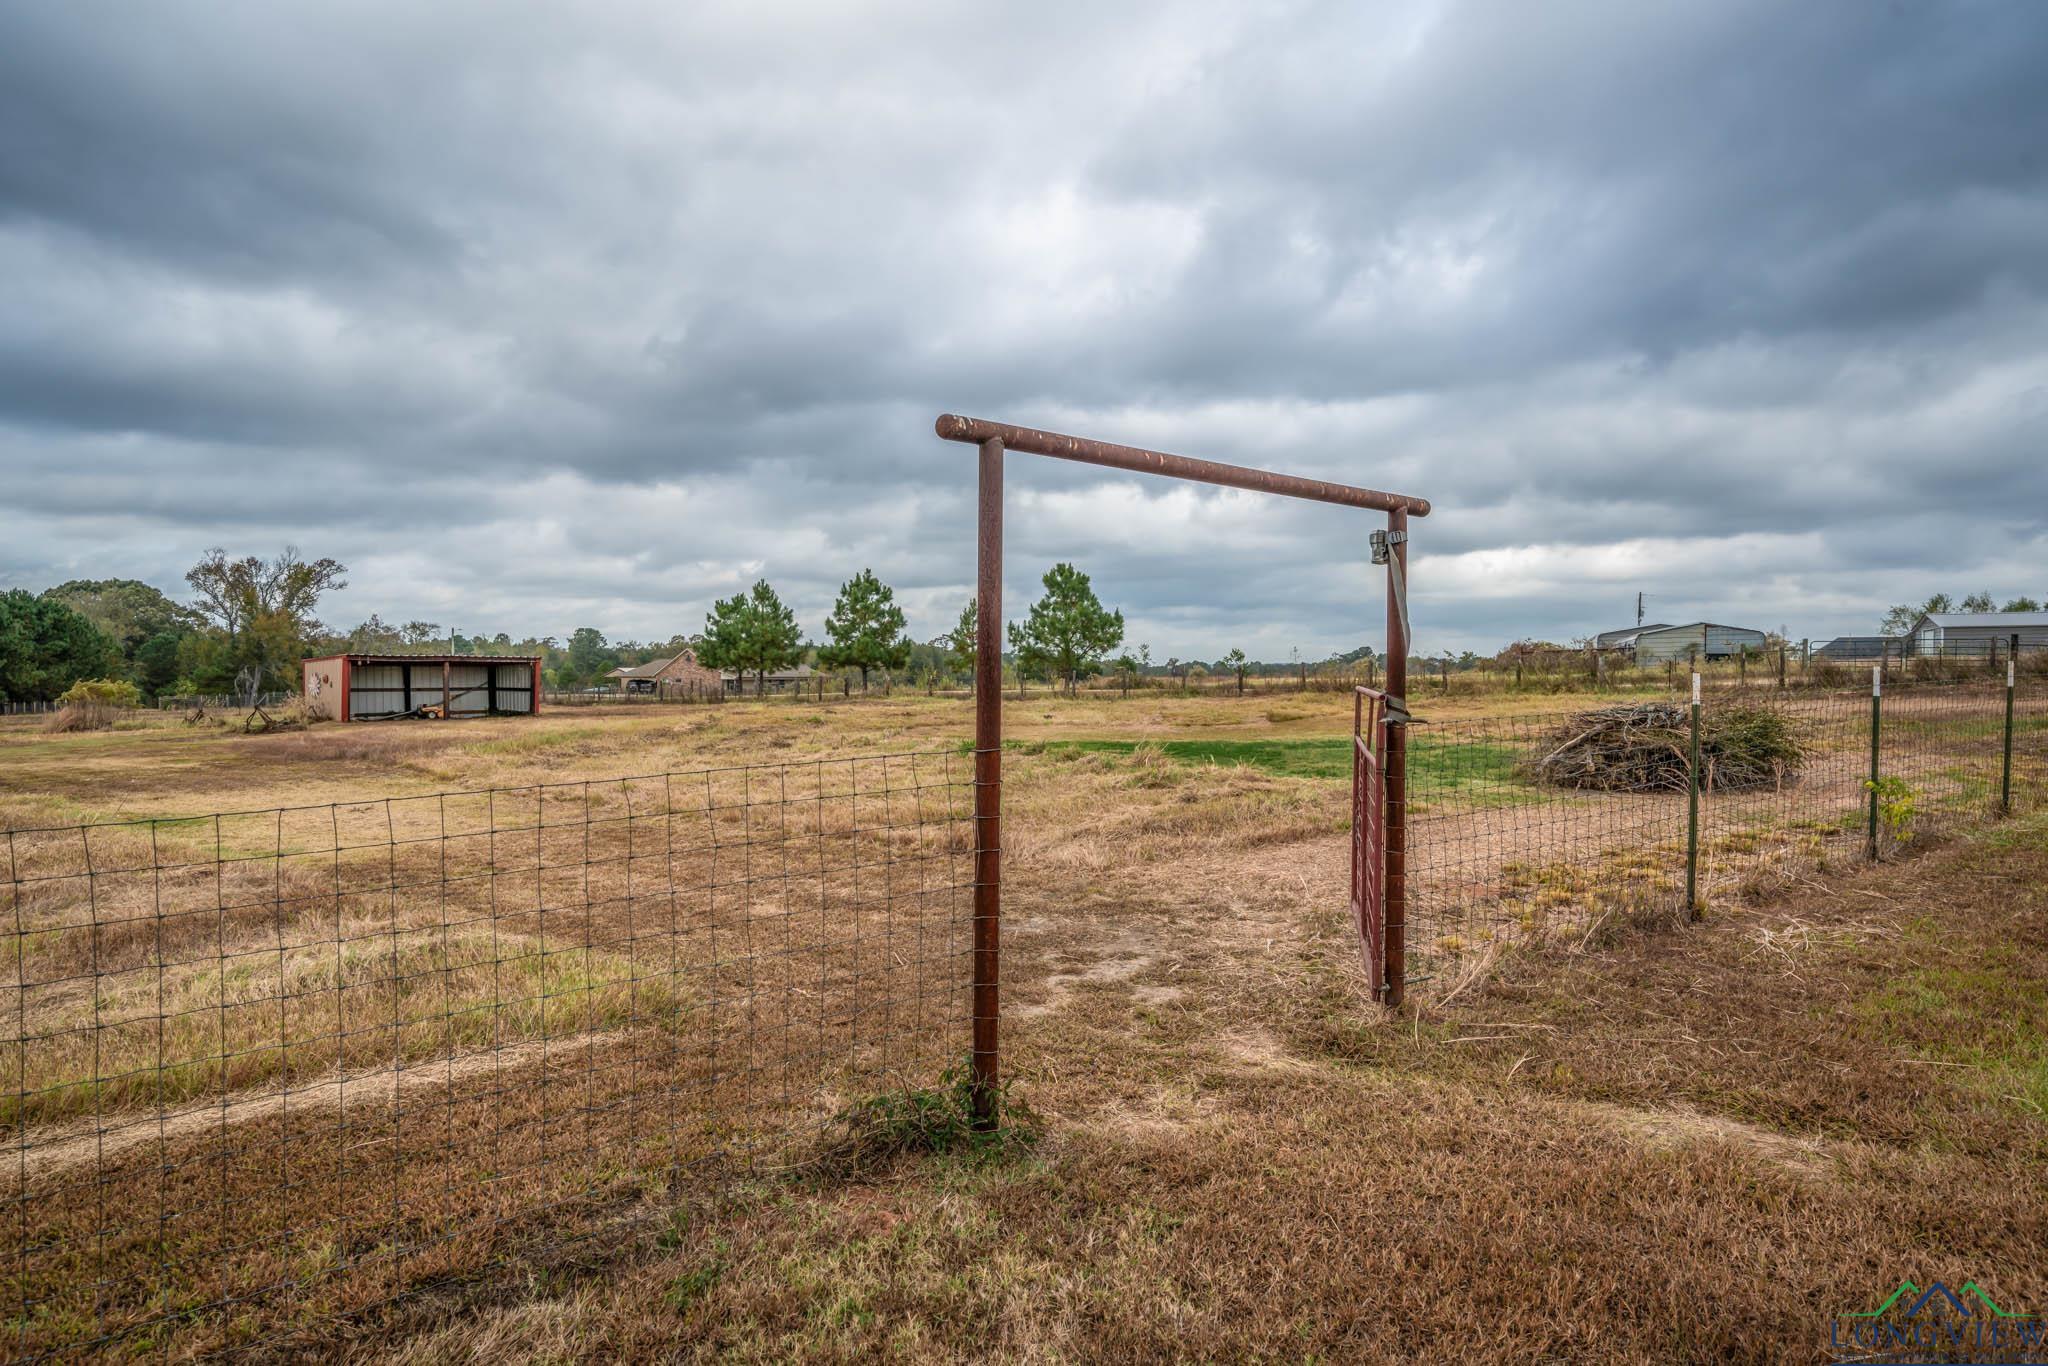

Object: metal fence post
[2003,651,2017,816]
[1686,671,1701,919]
[1383,507,1409,1010]
[971,435,1004,1127]
[1866,665,1882,860]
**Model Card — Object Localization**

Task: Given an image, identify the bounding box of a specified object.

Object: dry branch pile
[1530,702,1806,793]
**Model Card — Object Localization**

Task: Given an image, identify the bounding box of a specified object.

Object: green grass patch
[1852,930,2048,1120]
[464,724,614,755]
[1008,735,1534,803]
[814,1062,1039,1177]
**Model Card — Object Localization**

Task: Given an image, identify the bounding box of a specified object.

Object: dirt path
[17,1033,606,1186]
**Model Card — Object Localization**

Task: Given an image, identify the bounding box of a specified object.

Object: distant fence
[1389,673,2043,988]
[152,691,294,712]
[544,681,726,706]
[2,752,972,1359]
[2,693,292,718]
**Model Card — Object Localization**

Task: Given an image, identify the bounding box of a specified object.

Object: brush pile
[1530,702,1806,793]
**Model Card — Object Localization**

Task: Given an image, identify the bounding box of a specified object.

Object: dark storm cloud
[3,0,2047,656]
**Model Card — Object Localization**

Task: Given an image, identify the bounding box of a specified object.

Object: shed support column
[971,436,1004,1127]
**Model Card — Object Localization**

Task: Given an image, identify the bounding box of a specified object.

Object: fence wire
[3,751,972,1360]
[1395,677,2044,978]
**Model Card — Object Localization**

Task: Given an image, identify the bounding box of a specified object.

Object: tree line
[693,561,1127,694]
[0,548,343,705]
[0,550,1148,703]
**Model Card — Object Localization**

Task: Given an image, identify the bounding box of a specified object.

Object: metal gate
[1352,686,1388,999]
[932,413,1427,1121]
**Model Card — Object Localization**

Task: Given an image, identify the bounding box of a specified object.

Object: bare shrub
[42,700,120,733]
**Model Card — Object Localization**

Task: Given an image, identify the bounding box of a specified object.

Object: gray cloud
[3,0,2046,659]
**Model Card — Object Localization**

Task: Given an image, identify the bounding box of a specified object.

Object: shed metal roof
[1595,623,1672,648]
[305,652,540,665]
[1919,611,2048,629]
[1636,621,1767,637]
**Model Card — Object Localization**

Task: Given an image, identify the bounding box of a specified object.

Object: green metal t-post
[1866,666,1882,860]
[1686,671,1701,919]
[2003,647,2016,816]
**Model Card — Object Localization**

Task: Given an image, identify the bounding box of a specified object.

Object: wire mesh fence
[1394,676,2045,982]
[3,752,972,1360]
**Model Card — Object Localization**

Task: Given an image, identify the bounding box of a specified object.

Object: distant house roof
[1914,611,2048,631]
[1595,623,1672,649]
[608,656,678,680]
[1815,636,1890,659]
[605,650,708,680]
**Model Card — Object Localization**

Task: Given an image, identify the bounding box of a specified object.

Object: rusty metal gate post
[1383,507,1409,1008]
[972,435,1003,1127]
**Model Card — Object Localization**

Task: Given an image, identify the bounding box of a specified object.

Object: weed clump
[814,1062,1039,1177]
[1531,702,1806,793]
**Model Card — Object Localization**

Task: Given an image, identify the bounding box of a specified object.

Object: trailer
[300,654,542,721]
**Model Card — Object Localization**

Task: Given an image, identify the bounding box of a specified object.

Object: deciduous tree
[1880,593,1953,635]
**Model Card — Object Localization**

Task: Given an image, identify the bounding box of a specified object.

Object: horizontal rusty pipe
[935,414,1430,517]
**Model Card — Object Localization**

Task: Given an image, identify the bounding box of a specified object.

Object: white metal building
[1631,622,1769,666]
[1907,611,2048,656]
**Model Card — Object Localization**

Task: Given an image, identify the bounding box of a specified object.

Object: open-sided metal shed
[1632,622,1768,666]
[300,654,541,721]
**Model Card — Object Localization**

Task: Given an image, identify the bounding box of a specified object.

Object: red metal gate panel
[1352,687,1387,999]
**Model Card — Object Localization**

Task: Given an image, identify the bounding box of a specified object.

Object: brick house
[606,647,721,695]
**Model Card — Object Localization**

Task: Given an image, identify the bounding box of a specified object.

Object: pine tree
[698,580,803,695]
[819,569,911,691]
[946,599,978,685]
[1220,647,1249,693]
[1006,563,1123,693]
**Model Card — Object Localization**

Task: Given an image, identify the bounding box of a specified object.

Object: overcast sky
[4,1,2046,659]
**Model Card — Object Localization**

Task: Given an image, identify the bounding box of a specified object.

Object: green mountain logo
[1843,1279,2036,1320]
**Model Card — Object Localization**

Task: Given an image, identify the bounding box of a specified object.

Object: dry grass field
[3,687,2045,1361]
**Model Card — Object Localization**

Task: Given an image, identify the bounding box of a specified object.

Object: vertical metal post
[971,436,1004,1126]
[2003,643,2017,816]
[1867,666,1882,861]
[1686,671,1701,919]
[1383,507,1409,1009]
